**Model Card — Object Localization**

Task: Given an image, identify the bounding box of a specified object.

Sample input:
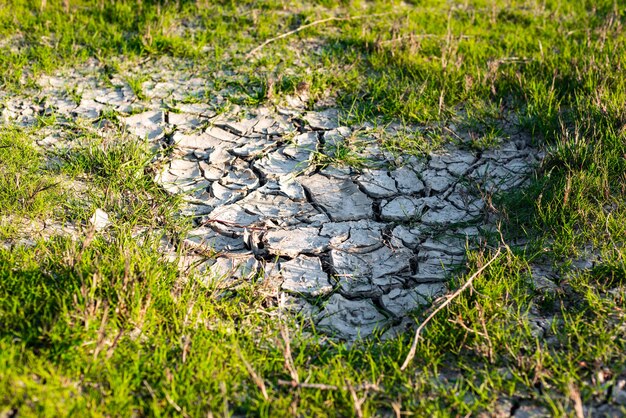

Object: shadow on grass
[0,238,82,351]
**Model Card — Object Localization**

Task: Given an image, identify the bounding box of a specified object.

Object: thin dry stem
[347,382,366,418]
[237,348,269,400]
[568,382,585,418]
[246,12,395,58]
[401,248,502,370]
[476,302,494,363]
[280,322,300,384]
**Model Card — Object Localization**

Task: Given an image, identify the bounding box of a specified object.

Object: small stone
[89,208,111,231]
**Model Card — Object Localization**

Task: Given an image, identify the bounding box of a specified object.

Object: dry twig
[236,348,269,400]
[280,322,299,384]
[400,248,502,370]
[447,315,488,338]
[246,12,395,58]
[476,302,494,363]
[568,382,585,418]
[348,381,366,418]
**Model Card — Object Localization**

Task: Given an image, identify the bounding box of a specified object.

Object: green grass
[55,131,183,230]
[1,0,626,416]
[0,127,66,239]
[2,238,624,416]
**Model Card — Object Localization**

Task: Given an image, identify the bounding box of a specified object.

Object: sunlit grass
[1,0,625,415]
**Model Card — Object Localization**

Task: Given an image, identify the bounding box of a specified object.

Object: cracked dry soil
[2,58,541,340]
